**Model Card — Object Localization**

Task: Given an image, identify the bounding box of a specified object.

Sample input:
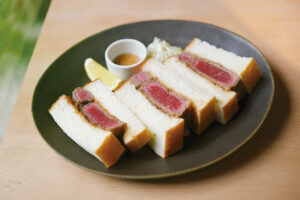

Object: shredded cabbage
[147,37,182,61]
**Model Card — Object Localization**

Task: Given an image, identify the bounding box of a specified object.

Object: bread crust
[124,129,152,152]
[240,58,261,93]
[113,79,129,93]
[49,95,72,112]
[96,133,125,168]
[164,119,184,158]
[183,38,198,52]
[196,97,216,133]
[222,93,239,123]
[181,103,197,133]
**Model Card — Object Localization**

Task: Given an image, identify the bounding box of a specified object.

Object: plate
[32,20,274,179]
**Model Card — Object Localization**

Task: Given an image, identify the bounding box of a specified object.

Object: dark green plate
[32,20,274,179]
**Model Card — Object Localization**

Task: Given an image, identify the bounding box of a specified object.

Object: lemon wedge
[84,58,123,90]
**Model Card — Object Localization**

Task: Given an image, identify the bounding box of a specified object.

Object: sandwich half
[130,71,194,128]
[49,95,125,168]
[185,38,261,93]
[141,58,216,133]
[72,87,126,136]
[114,80,184,158]
[163,56,238,124]
[83,79,152,152]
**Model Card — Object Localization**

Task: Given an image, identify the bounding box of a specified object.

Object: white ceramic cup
[105,39,147,81]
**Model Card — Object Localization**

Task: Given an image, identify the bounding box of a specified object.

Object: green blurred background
[0,0,51,140]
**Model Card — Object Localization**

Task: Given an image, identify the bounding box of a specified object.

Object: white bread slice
[49,95,125,168]
[141,58,216,133]
[185,38,261,93]
[114,81,184,158]
[163,57,239,124]
[83,79,152,152]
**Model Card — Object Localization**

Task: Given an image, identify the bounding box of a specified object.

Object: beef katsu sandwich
[49,79,152,167]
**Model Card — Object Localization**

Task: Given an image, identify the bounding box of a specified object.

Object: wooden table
[1,0,300,199]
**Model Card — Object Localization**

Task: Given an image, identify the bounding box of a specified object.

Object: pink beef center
[82,103,119,129]
[192,59,233,85]
[144,83,184,113]
[131,72,151,86]
[178,53,192,63]
[179,53,236,86]
[74,89,93,102]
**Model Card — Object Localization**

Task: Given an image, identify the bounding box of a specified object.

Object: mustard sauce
[113,54,140,66]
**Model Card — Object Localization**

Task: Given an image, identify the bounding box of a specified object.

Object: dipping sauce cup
[105,39,147,80]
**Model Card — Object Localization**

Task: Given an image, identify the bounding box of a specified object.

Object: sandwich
[130,71,193,121]
[184,38,261,93]
[72,87,126,136]
[140,58,216,133]
[49,95,125,168]
[163,56,238,124]
[114,79,184,158]
[83,79,152,152]
[177,52,244,98]
[131,72,193,137]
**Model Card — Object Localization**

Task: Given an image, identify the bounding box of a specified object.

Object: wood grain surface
[1,0,300,199]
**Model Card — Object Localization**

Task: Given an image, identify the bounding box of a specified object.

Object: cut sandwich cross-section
[140,80,191,117]
[130,71,152,87]
[72,87,126,136]
[84,79,152,152]
[130,72,192,118]
[72,87,94,107]
[178,52,240,90]
[141,58,216,133]
[163,56,238,124]
[81,102,126,136]
[114,80,184,158]
[184,38,261,93]
[49,95,125,168]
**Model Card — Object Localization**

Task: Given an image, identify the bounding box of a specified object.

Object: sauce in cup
[113,54,140,66]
